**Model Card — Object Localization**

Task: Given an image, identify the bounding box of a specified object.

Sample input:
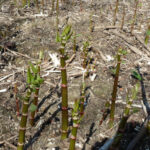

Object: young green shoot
[56,25,73,140]
[30,51,44,126]
[79,41,90,117]
[69,99,83,150]
[17,67,32,150]
[109,48,127,128]
[17,61,44,150]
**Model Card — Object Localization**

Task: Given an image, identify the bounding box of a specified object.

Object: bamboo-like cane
[109,49,121,128]
[30,87,39,126]
[17,89,32,150]
[17,75,32,150]
[17,61,44,149]
[56,25,73,140]
[60,42,69,139]
[79,41,89,116]
[69,99,83,150]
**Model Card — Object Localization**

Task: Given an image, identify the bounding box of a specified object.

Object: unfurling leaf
[132,71,142,81]
[29,103,37,112]
[29,62,38,74]
[66,31,73,41]
[37,75,44,84]
[62,25,72,37]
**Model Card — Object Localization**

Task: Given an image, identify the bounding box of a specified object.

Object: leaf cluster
[27,62,44,89]
[132,70,142,81]
[56,25,73,44]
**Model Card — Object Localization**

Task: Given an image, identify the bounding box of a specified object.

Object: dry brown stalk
[131,0,138,34]
[113,0,119,26]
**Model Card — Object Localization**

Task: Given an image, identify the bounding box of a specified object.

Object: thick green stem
[60,43,68,140]
[69,99,81,150]
[69,119,79,150]
[17,89,32,150]
[109,54,121,128]
[30,87,39,126]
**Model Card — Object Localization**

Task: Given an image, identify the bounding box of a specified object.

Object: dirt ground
[1,0,150,150]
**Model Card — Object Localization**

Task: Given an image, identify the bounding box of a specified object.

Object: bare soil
[1,0,150,150]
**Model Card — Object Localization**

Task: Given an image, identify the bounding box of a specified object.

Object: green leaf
[121,50,127,55]
[56,32,61,42]
[37,75,44,84]
[83,41,89,48]
[146,30,150,36]
[30,75,35,84]
[132,71,142,81]
[111,68,116,74]
[29,62,38,74]
[72,34,81,39]
[62,25,71,37]
[66,31,73,41]
[29,103,37,112]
